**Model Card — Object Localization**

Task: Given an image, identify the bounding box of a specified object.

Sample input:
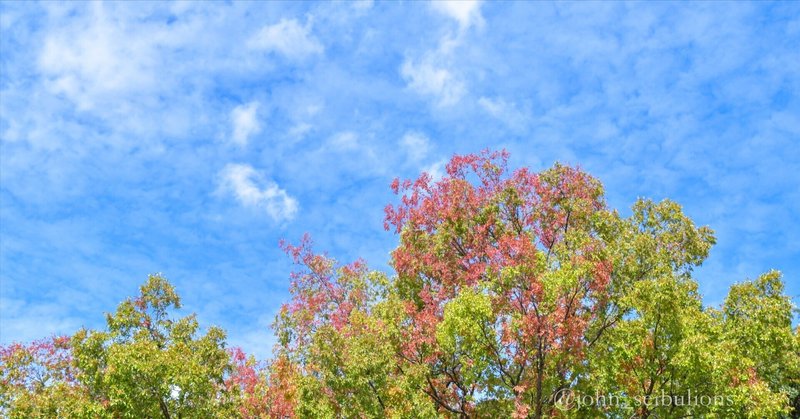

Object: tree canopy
[2,151,798,418]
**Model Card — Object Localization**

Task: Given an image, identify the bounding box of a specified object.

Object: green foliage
[436,287,494,392]
[72,274,236,418]
[2,274,238,418]
[719,271,799,417]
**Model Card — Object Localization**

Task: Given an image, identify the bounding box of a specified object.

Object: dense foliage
[2,151,798,418]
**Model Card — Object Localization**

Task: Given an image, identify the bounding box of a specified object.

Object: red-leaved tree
[383,150,618,416]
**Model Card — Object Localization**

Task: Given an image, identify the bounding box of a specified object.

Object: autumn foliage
[2,151,798,418]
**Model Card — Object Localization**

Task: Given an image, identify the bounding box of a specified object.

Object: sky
[1,1,798,360]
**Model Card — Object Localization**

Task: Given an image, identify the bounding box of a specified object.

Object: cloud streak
[431,0,484,30]
[230,102,261,146]
[401,58,465,107]
[219,164,298,222]
[248,18,323,60]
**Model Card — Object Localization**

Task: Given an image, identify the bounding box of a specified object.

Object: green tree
[71,274,236,418]
[716,271,799,417]
[1,274,239,418]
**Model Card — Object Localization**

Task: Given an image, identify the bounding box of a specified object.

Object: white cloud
[248,18,323,59]
[230,102,261,146]
[37,3,156,110]
[329,131,359,150]
[478,96,529,131]
[424,158,448,181]
[316,131,387,176]
[288,122,313,139]
[401,58,465,107]
[431,0,484,30]
[219,164,298,222]
[400,131,430,161]
[352,0,374,11]
[400,1,482,108]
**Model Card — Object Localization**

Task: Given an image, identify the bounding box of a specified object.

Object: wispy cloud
[328,131,359,151]
[37,3,156,111]
[401,58,465,107]
[230,102,261,146]
[431,0,484,30]
[219,164,298,222]
[399,1,484,107]
[400,131,431,162]
[424,159,448,182]
[478,97,529,132]
[248,18,323,59]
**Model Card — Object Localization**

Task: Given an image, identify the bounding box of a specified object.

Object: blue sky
[1,1,798,359]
